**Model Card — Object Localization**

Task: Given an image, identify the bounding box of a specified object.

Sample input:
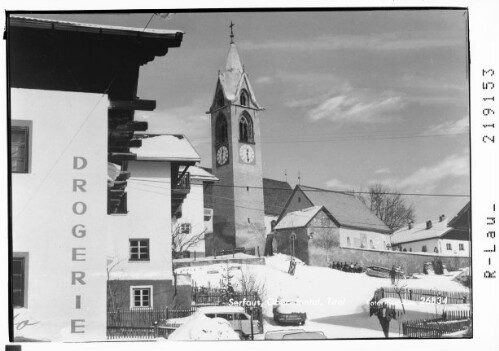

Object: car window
[237,313,248,320]
[205,313,215,318]
[217,313,233,320]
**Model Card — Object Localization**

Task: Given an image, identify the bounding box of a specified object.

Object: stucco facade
[12,89,108,341]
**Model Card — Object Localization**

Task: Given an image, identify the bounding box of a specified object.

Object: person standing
[389,265,397,285]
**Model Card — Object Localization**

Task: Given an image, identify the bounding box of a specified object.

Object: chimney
[408,221,414,230]
[439,214,446,222]
[426,220,433,230]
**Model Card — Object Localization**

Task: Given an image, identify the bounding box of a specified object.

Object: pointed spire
[225,42,243,73]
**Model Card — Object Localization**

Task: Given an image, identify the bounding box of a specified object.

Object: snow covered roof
[132,134,200,162]
[9,15,183,38]
[274,206,324,230]
[180,165,219,182]
[296,185,392,234]
[391,219,451,245]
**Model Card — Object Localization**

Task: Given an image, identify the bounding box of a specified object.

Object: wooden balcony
[171,172,190,213]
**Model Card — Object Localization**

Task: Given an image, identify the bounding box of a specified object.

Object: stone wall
[309,246,470,275]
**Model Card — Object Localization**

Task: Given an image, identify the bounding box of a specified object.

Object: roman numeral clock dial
[216,145,229,166]
[239,144,255,164]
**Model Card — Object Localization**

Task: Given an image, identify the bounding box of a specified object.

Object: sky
[29,10,470,223]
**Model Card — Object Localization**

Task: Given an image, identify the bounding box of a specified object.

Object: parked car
[272,298,307,325]
[265,329,326,340]
[164,306,261,339]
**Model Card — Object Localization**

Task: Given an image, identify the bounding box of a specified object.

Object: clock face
[216,146,229,166]
[239,144,255,164]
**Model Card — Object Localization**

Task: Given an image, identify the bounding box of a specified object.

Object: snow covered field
[175,254,471,338]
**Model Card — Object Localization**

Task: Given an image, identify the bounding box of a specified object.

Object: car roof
[197,306,247,314]
[264,329,306,340]
[283,331,327,340]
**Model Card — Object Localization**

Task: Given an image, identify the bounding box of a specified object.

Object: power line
[184,132,468,145]
[129,177,470,198]
[127,182,470,232]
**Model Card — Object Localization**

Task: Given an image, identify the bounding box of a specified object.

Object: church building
[205,28,292,255]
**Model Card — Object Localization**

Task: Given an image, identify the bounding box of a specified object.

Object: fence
[107,307,197,339]
[377,287,470,304]
[403,318,471,338]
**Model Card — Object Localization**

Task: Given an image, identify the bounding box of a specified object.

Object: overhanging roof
[8,15,184,93]
[8,15,183,39]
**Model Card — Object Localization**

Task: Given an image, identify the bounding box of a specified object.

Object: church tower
[208,24,266,254]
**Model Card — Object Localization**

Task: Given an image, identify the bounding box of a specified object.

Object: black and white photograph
[2,1,498,349]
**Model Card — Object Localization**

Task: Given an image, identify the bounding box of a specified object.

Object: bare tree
[106,257,127,311]
[239,265,267,301]
[355,183,415,232]
[171,223,207,259]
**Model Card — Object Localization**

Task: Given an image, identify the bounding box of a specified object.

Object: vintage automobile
[264,329,326,340]
[272,298,307,326]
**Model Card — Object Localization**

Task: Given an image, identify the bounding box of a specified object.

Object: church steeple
[225,43,243,73]
[225,22,243,73]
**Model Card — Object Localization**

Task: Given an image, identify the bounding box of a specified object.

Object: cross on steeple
[229,21,235,44]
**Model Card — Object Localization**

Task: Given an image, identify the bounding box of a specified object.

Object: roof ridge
[299,184,355,197]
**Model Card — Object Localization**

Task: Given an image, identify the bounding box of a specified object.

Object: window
[237,313,248,320]
[409,248,412,252]
[204,208,213,222]
[403,248,407,252]
[217,313,233,321]
[239,113,254,143]
[240,89,249,106]
[446,243,452,251]
[215,114,228,144]
[422,245,427,252]
[459,243,465,251]
[434,247,439,253]
[180,223,191,234]
[130,239,150,261]
[346,237,351,246]
[205,313,216,318]
[11,124,31,173]
[369,240,374,249]
[12,256,27,307]
[130,286,152,309]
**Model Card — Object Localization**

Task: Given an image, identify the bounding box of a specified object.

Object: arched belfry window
[216,89,225,108]
[216,114,228,144]
[240,89,249,106]
[239,113,254,143]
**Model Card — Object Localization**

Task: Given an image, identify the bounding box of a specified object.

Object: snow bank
[168,314,240,341]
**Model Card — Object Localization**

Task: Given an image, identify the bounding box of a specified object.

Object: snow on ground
[168,314,240,341]
[176,254,470,338]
